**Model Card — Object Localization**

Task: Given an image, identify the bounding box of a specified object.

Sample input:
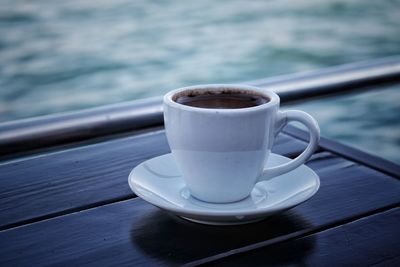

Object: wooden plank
[0,131,307,230]
[0,130,169,231]
[203,208,400,267]
[0,152,399,266]
[284,125,400,179]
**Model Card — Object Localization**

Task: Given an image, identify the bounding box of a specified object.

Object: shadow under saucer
[130,209,315,265]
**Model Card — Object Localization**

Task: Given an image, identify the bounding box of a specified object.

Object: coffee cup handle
[258,110,320,181]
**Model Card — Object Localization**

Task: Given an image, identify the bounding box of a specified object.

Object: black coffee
[175,91,269,109]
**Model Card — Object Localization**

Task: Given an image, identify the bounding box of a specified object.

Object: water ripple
[0,0,399,162]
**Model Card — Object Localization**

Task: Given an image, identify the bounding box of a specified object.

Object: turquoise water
[0,0,399,163]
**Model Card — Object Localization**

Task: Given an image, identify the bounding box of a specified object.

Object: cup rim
[163,84,280,113]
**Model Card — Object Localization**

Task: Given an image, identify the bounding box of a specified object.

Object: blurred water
[288,85,400,164]
[0,0,399,163]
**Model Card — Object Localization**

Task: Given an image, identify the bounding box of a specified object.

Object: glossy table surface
[0,126,399,266]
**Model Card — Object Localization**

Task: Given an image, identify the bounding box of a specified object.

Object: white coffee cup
[163,84,320,203]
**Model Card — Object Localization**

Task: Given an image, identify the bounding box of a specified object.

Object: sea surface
[0,0,399,163]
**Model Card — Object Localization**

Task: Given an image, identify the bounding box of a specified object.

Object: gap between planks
[0,131,306,231]
[184,204,400,267]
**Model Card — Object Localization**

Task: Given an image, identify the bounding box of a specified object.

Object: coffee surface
[175,91,269,109]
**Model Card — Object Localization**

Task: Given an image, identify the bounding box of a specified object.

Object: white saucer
[128,153,320,225]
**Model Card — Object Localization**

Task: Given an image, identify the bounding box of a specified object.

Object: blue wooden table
[0,125,399,266]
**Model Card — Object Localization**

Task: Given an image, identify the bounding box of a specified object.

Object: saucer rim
[128,153,320,218]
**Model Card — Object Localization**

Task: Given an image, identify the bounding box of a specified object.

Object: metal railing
[1,56,400,156]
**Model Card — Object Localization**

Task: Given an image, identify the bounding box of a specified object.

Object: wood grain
[0,131,307,230]
[204,208,400,267]
[0,152,399,266]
